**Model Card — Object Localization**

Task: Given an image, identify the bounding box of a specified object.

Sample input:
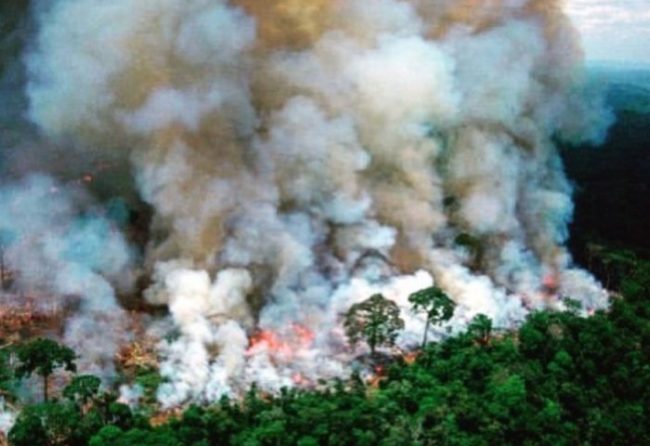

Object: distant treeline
[563,75,650,267]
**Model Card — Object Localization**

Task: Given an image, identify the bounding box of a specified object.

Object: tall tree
[0,229,15,290]
[15,338,76,401]
[0,341,16,402]
[0,242,6,290]
[408,286,455,348]
[344,294,404,356]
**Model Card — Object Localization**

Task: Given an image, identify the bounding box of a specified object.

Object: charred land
[1,1,650,445]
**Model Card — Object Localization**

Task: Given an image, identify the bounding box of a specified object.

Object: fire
[245,325,316,387]
[245,324,315,359]
[542,273,559,294]
[246,330,293,357]
[292,373,307,385]
[0,296,62,336]
[292,323,315,348]
[367,366,387,389]
[403,352,420,365]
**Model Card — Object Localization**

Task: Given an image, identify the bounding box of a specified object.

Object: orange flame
[292,323,315,347]
[246,323,315,359]
[368,367,385,388]
[403,352,419,365]
[542,273,559,295]
[292,372,307,385]
[246,330,293,357]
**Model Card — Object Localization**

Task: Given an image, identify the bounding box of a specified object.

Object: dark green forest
[565,67,650,267]
[2,256,649,446]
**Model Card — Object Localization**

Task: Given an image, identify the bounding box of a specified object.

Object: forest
[1,2,650,445]
[1,255,649,446]
[1,65,648,445]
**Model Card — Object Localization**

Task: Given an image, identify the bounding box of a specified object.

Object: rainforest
[1,1,649,445]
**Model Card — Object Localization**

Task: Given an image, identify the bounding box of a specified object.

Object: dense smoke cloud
[1,0,614,407]
[0,175,133,375]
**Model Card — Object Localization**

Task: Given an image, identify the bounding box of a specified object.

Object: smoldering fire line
[0,0,613,408]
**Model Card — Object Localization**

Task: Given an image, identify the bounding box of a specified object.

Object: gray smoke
[0,0,615,408]
[0,174,134,376]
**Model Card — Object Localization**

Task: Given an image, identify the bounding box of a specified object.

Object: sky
[566,0,650,66]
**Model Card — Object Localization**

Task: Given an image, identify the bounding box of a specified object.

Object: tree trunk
[0,248,5,290]
[43,375,49,402]
[421,319,430,349]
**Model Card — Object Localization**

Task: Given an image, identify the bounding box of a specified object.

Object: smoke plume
[1,0,614,406]
[0,175,134,376]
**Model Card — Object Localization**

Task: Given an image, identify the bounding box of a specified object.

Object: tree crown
[408,286,455,323]
[344,293,404,353]
[15,338,77,379]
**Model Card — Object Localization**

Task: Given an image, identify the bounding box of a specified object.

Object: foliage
[9,401,82,446]
[14,338,76,402]
[0,341,16,401]
[3,259,650,446]
[467,313,493,346]
[8,379,147,446]
[344,294,405,355]
[134,366,163,408]
[64,375,101,406]
[408,286,455,347]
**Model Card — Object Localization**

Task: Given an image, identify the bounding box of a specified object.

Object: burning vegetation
[0,0,647,441]
[0,0,618,424]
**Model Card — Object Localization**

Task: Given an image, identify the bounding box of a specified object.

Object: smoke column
[0,175,134,376]
[1,0,615,407]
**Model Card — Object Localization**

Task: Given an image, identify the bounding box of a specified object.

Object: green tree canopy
[64,375,102,406]
[408,286,456,347]
[15,338,77,401]
[0,341,16,402]
[468,314,493,346]
[344,293,404,356]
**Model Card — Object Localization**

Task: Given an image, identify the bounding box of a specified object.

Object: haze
[567,0,650,67]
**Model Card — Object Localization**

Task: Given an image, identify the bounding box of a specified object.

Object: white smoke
[19,0,614,406]
[0,175,133,377]
[0,399,15,438]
